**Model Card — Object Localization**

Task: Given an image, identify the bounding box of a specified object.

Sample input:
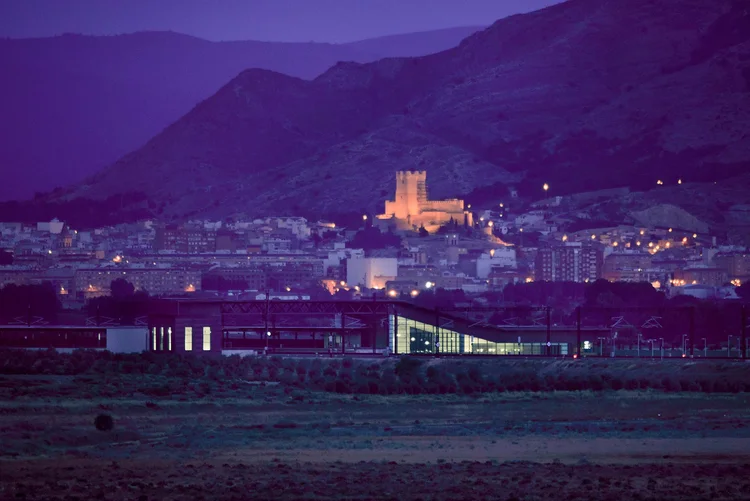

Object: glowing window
[202,326,211,351]
[168,327,172,351]
[185,327,193,351]
[160,327,165,351]
[152,327,157,351]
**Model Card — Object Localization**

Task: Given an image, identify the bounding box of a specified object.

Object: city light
[113,255,122,263]
[487,220,493,227]
[185,284,196,292]
[731,279,742,287]
[340,280,346,287]
[490,249,495,257]
[636,241,641,246]
[410,290,419,297]
[668,228,673,232]
[285,286,291,292]
[591,234,596,240]
[562,234,568,242]
[693,233,697,238]
[266,331,272,337]
[612,241,618,247]
[543,183,549,192]
[525,277,534,283]
[657,180,663,185]
[499,203,504,208]
[387,290,398,298]
[648,242,654,248]
[425,281,434,289]
[362,214,367,221]
[678,179,682,184]
[640,229,645,236]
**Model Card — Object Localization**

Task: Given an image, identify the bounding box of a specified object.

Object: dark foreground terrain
[2,354,750,500]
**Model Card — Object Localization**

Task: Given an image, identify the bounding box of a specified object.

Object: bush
[395,357,423,380]
[94,414,114,431]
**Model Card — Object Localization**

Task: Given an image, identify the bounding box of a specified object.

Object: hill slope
[68,0,750,220]
[0,26,482,201]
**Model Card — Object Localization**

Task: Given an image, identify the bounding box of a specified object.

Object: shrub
[395,357,423,380]
[94,414,114,431]
[334,380,350,394]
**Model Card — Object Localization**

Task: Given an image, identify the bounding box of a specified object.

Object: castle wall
[421,200,465,213]
[380,170,472,231]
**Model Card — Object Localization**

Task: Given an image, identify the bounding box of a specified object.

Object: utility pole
[728,334,732,358]
[545,306,551,356]
[742,305,747,360]
[264,289,270,355]
[576,306,581,358]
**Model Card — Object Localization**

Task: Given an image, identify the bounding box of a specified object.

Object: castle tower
[393,171,426,219]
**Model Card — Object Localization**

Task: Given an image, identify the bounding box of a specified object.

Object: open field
[2,353,750,499]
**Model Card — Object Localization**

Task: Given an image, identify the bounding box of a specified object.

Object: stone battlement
[380,170,472,231]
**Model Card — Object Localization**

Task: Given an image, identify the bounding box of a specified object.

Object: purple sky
[0,0,562,43]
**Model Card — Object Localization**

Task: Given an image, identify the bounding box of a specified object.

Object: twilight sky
[0,0,563,43]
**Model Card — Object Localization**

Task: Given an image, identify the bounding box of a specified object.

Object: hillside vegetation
[63,0,750,221]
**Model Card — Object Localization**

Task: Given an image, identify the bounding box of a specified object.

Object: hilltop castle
[377,170,473,232]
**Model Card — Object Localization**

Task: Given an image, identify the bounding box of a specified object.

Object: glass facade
[390,315,568,355]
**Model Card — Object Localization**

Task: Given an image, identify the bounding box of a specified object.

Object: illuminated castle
[377,170,472,232]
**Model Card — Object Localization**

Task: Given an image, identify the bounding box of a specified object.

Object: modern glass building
[390,315,570,356]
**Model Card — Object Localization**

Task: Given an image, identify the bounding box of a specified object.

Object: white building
[37,218,65,235]
[476,247,518,279]
[346,257,398,289]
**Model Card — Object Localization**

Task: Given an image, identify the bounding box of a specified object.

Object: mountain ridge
[51,0,750,222]
[0,26,483,200]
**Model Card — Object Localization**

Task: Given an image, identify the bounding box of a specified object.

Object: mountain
[0,26,482,201]
[344,26,487,59]
[59,0,750,222]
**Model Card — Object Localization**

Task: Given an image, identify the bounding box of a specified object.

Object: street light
[682,334,688,355]
[543,183,550,193]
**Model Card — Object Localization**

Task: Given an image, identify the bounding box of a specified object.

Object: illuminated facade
[390,315,568,355]
[378,171,473,232]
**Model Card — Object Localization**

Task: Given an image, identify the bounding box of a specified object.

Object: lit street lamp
[543,183,550,194]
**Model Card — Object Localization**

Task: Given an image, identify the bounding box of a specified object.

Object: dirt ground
[2,376,750,500]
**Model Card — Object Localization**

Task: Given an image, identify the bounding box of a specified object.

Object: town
[1,170,746,308]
